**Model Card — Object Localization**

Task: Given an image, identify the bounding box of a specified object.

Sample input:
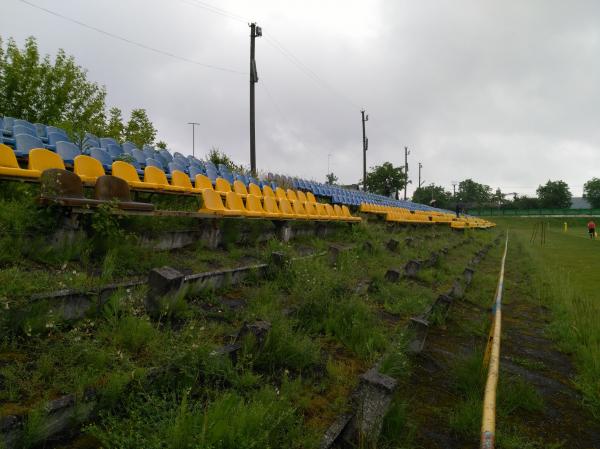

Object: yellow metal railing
[480,232,509,449]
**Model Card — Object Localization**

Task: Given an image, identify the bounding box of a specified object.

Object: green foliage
[155,140,168,149]
[510,194,541,209]
[457,178,492,208]
[124,108,157,148]
[412,184,452,208]
[325,172,338,185]
[364,162,407,197]
[105,107,125,142]
[536,180,572,208]
[206,147,245,172]
[0,36,107,140]
[583,177,600,208]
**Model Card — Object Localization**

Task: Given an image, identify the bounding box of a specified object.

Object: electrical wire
[18,0,246,75]
[178,0,248,23]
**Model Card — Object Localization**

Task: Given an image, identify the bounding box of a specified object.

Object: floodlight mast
[249,22,261,176]
[361,110,368,191]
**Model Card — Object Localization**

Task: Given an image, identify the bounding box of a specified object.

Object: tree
[124,109,156,148]
[412,184,452,208]
[511,195,540,210]
[206,147,244,172]
[491,188,505,208]
[105,107,125,142]
[457,179,492,207]
[583,178,600,208]
[0,36,107,141]
[536,180,572,209]
[325,172,338,185]
[364,162,407,197]
[155,140,168,150]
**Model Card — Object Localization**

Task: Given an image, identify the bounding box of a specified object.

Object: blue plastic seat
[15,134,45,157]
[158,149,173,163]
[2,117,15,136]
[56,141,81,164]
[131,149,147,167]
[34,123,48,139]
[146,158,164,169]
[99,137,120,150]
[122,141,138,153]
[47,125,67,136]
[142,148,155,159]
[48,132,70,146]
[89,147,114,171]
[105,144,123,159]
[14,120,36,131]
[13,125,37,138]
[205,166,219,182]
[142,144,155,152]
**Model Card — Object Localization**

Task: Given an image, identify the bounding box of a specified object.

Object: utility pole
[361,110,368,191]
[404,146,410,200]
[452,181,457,199]
[418,162,424,188]
[187,122,200,157]
[249,22,262,175]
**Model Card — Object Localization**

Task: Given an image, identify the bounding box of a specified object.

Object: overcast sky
[3,0,600,197]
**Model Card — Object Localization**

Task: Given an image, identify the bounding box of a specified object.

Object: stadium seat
[28,148,65,172]
[341,205,361,222]
[122,141,138,153]
[106,144,123,159]
[74,155,105,184]
[47,132,70,146]
[233,180,249,197]
[215,177,232,195]
[324,204,340,220]
[47,126,67,136]
[297,191,308,202]
[246,194,280,218]
[56,141,81,164]
[275,187,287,200]
[286,189,299,202]
[248,183,263,198]
[264,195,292,218]
[14,119,35,131]
[146,158,164,169]
[195,174,214,190]
[292,200,316,219]
[225,192,257,217]
[304,201,326,220]
[306,192,318,203]
[15,134,45,157]
[112,161,161,190]
[263,185,276,198]
[13,125,37,137]
[172,170,202,193]
[100,137,120,149]
[94,175,154,212]
[89,147,114,171]
[0,143,40,179]
[333,204,344,219]
[144,166,186,192]
[199,189,241,216]
[277,198,299,219]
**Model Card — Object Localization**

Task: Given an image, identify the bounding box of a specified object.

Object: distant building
[571,197,591,209]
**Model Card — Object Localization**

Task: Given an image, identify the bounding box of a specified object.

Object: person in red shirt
[587,220,596,239]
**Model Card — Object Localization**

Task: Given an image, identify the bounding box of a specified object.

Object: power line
[178,0,248,23]
[18,0,246,75]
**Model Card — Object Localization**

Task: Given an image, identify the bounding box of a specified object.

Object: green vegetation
[364,162,407,197]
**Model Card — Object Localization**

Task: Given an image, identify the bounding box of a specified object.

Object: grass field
[492,217,600,417]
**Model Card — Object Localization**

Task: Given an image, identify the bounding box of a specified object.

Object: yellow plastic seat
[287,189,299,202]
[325,204,340,220]
[172,170,202,193]
[112,161,161,190]
[264,196,290,218]
[297,191,308,202]
[247,194,280,218]
[0,144,40,178]
[144,166,187,192]
[263,185,276,198]
[306,192,317,204]
[278,198,300,219]
[312,202,330,220]
[233,180,249,197]
[225,192,258,217]
[28,148,65,172]
[73,155,105,184]
[248,183,263,198]
[199,189,241,216]
[291,200,311,219]
[215,177,232,195]
[334,204,345,219]
[275,187,287,200]
[195,174,213,190]
[342,205,361,222]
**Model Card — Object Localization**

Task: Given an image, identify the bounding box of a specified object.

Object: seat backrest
[28,149,66,172]
[144,166,168,185]
[99,137,119,149]
[305,201,319,216]
[131,149,147,165]
[325,204,336,217]
[195,174,213,190]
[233,180,248,196]
[48,132,70,145]
[171,170,193,189]
[89,147,113,167]
[15,134,44,155]
[297,191,308,202]
[14,119,35,131]
[263,185,275,197]
[122,141,138,153]
[47,125,67,136]
[202,189,226,211]
[286,189,298,201]
[226,192,246,212]
[159,149,173,163]
[292,200,308,216]
[106,144,123,158]
[263,196,281,215]
[0,143,19,168]
[56,141,81,161]
[95,175,132,202]
[215,177,232,193]
[170,161,189,174]
[74,155,105,179]
[2,117,15,132]
[205,166,219,181]
[246,194,266,213]
[112,161,141,182]
[278,198,294,215]
[275,187,287,200]
[248,183,262,197]
[146,158,164,169]
[40,168,84,199]
[13,125,37,137]
[342,205,353,217]
[306,192,317,203]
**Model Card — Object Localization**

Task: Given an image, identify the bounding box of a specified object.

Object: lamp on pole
[187,122,200,157]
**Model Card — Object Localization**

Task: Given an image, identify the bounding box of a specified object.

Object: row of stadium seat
[359,203,494,229]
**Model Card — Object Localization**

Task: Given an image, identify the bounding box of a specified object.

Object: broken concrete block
[239,320,272,346]
[386,238,399,251]
[463,267,475,285]
[407,316,429,353]
[449,279,465,299]
[404,260,421,278]
[145,266,185,316]
[270,251,290,270]
[384,269,401,282]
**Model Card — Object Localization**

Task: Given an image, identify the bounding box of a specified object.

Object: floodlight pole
[418,162,423,188]
[361,110,368,191]
[249,22,262,176]
[187,122,200,157]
